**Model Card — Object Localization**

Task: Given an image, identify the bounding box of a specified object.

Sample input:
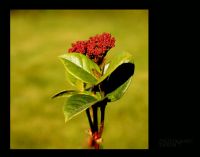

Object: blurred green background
[10,10,148,149]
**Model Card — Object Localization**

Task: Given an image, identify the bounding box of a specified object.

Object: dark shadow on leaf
[101,63,135,95]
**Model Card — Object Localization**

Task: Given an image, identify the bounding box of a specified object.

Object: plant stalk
[99,103,106,136]
[86,108,94,133]
[86,99,107,149]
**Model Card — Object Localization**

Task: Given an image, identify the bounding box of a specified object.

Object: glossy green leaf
[64,94,99,122]
[102,63,134,95]
[106,77,132,102]
[96,51,134,85]
[96,52,134,98]
[59,53,101,84]
[52,90,77,99]
[65,70,84,90]
[52,90,99,99]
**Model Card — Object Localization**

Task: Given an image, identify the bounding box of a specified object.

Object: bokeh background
[10,10,148,149]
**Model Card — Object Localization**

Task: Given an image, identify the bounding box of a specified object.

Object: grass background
[10,10,148,149]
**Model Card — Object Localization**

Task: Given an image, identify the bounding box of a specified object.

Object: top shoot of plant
[52,32,135,149]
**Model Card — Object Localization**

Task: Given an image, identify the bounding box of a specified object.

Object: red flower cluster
[68,33,115,65]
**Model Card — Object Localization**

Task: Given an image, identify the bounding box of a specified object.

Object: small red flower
[68,40,87,54]
[68,33,115,65]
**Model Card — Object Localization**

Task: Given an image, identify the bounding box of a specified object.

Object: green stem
[92,105,98,133]
[99,103,106,136]
[93,99,107,149]
[86,108,94,133]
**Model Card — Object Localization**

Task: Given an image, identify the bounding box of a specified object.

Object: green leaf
[59,53,101,84]
[52,90,77,99]
[96,51,134,85]
[65,70,84,90]
[102,63,134,95]
[106,77,132,102]
[52,90,101,99]
[96,52,134,97]
[64,94,99,122]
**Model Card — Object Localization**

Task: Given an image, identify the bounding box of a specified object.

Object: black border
[1,0,195,156]
[1,5,11,156]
